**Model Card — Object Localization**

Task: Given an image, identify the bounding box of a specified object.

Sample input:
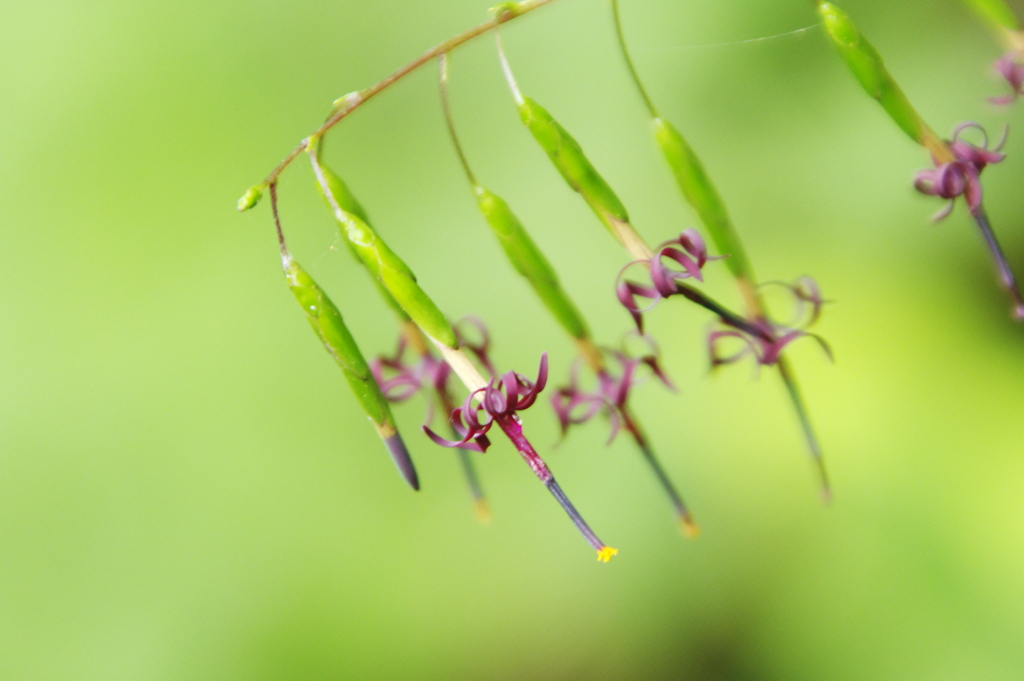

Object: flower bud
[237,185,264,212]
[312,163,410,322]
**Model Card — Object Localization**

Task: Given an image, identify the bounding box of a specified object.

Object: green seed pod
[283,255,419,490]
[474,185,589,340]
[310,154,457,347]
[313,163,410,322]
[518,96,630,225]
[653,118,753,281]
[964,0,1020,31]
[237,185,264,212]
[341,210,457,348]
[314,161,371,225]
[818,1,928,144]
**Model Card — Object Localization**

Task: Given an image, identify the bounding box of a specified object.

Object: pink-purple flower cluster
[992,53,1024,106]
[708,278,831,370]
[551,338,673,443]
[914,123,1007,221]
[616,229,719,332]
[423,353,549,453]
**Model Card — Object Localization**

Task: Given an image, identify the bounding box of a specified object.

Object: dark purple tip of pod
[384,433,420,491]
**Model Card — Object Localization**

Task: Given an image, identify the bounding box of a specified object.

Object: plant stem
[610,0,659,119]
[257,0,561,188]
[268,183,288,259]
[438,54,478,186]
[777,356,831,502]
[973,206,1024,319]
[620,405,698,536]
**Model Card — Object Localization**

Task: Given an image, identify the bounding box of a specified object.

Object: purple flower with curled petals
[616,229,722,332]
[551,335,673,444]
[991,53,1024,106]
[372,336,452,406]
[423,353,549,452]
[707,277,832,370]
[914,123,1007,221]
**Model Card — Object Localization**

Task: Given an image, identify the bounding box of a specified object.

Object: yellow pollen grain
[473,499,492,524]
[679,517,701,539]
[597,546,619,563]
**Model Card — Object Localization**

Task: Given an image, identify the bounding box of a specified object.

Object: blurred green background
[3,0,1024,678]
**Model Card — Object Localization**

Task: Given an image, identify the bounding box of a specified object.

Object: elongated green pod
[653,118,753,281]
[818,1,929,144]
[964,0,1020,31]
[474,185,590,340]
[516,96,651,259]
[283,254,419,490]
[310,156,458,348]
[315,161,371,225]
[313,163,411,322]
[518,96,630,224]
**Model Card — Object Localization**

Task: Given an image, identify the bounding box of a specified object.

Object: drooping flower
[423,348,618,561]
[707,277,832,370]
[616,229,721,332]
[423,353,548,452]
[551,335,674,444]
[914,123,1007,221]
[991,53,1024,105]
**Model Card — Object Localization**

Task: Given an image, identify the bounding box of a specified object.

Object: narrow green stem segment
[309,152,458,348]
[610,0,658,119]
[237,0,562,205]
[964,0,1020,31]
[817,1,932,146]
[778,357,831,502]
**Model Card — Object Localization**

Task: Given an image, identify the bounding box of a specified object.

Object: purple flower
[914,123,1007,221]
[423,353,549,453]
[707,277,832,370]
[551,335,674,443]
[991,53,1024,106]
[372,336,452,405]
[616,229,721,332]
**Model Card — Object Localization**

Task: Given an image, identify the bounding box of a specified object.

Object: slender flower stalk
[817,1,1024,319]
[308,150,616,560]
[439,54,698,535]
[611,0,831,499]
[236,0,564,209]
[310,149,489,519]
[268,185,419,490]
